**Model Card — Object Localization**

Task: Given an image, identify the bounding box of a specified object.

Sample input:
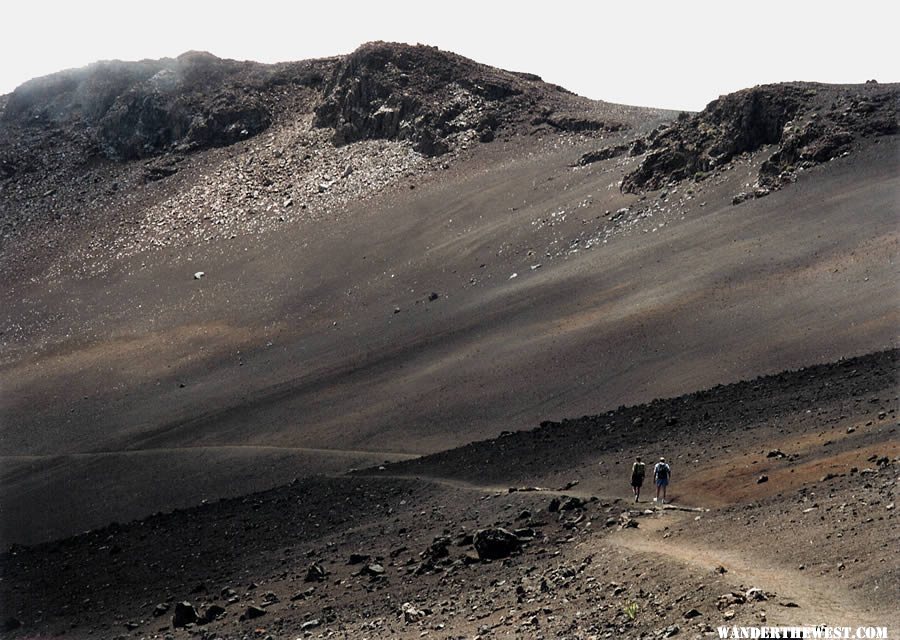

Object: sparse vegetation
[624,601,640,620]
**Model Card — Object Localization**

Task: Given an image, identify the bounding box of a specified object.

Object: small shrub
[624,601,639,620]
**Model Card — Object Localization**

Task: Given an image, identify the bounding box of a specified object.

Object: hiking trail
[607,511,897,628]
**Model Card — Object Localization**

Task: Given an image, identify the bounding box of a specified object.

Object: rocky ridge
[313,41,627,155]
[0,43,663,280]
[1,51,331,161]
[620,81,898,201]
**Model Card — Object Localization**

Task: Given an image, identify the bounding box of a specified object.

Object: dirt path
[0,444,420,462]
[608,511,896,628]
[357,473,896,628]
[347,472,598,499]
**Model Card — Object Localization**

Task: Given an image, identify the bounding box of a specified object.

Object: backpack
[656,463,670,481]
[632,462,645,478]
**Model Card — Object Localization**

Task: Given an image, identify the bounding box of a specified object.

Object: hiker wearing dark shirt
[653,457,671,504]
[630,457,646,502]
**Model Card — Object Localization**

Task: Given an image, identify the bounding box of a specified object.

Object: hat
[659,457,665,461]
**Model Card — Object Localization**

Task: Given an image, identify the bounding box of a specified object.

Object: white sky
[2,0,897,111]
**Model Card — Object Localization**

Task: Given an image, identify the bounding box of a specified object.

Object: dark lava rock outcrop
[2,51,329,160]
[2,42,666,274]
[0,41,647,181]
[313,42,623,156]
[576,143,628,165]
[621,82,898,194]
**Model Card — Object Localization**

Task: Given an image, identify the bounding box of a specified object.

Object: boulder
[305,563,327,582]
[560,496,585,511]
[473,527,521,560]
[663,624,680,637]
[423,536,451,560]
[746,588,768,602]
[455,531,474,546]
[362,563,386,577]
[290,587,316,601]
[717,592,746,609]
[242,605,266,620]
[513,527,536,540]
[201,604,226,624]
[401,602,427,624]
[172,601,199,628]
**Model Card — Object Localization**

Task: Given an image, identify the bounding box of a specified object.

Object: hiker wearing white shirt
[653,457,671,504]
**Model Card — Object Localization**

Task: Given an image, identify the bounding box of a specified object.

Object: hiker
[653,457,671,503]
[630,457,646,502]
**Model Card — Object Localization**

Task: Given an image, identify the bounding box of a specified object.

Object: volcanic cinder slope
[0,44,897,636]
[1,43,898,544]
